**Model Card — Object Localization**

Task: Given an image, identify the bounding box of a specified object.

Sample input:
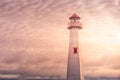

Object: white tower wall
[67,28,80,80]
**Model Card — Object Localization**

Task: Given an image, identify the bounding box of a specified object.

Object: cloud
[0,0,120,78]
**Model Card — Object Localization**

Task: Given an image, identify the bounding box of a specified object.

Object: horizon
[0,73,120,79]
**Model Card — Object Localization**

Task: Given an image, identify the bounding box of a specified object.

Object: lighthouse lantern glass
[70,18,79,22]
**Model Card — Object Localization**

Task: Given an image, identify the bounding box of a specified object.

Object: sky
[0,0,120,78]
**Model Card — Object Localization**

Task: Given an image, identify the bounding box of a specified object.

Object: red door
[74,47,78,54]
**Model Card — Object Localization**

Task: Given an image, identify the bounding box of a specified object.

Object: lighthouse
[67,13,82,80]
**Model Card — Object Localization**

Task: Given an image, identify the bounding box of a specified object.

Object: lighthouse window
[74,47,77,54]
[71,20,74,22]
[73,19,77,22]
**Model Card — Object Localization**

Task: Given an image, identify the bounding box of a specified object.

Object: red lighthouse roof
[69,13,80,19]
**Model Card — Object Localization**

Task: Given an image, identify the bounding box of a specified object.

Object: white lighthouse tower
[67,13,82,80]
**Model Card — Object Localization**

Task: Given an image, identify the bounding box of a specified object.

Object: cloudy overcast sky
[0,0,120,78]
